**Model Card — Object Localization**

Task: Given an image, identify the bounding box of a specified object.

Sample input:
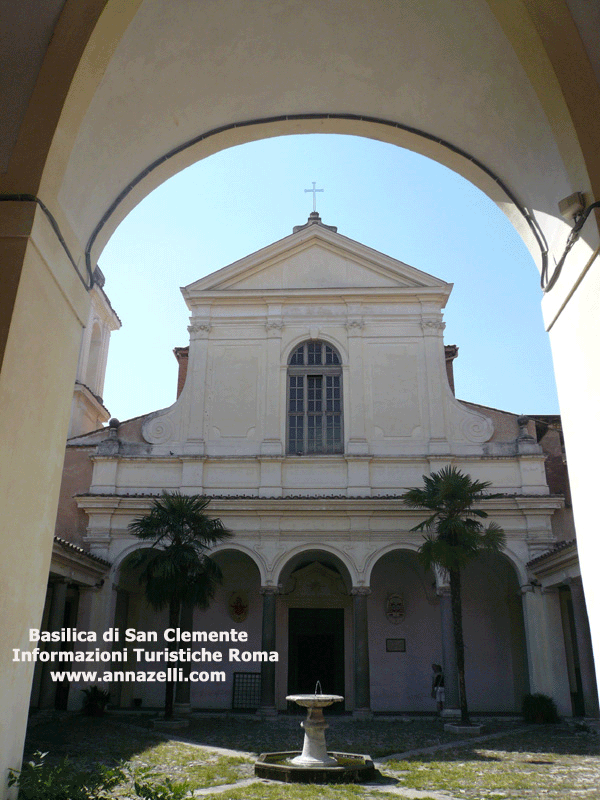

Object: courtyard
[13,712,600,799]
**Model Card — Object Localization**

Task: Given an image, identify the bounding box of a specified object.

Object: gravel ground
[112,712,523,758]
[19,712,600,799]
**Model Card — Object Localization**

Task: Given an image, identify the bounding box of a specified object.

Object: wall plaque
[386,638,406,652]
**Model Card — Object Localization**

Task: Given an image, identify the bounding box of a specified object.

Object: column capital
[260,585,281,596]
[421,319,446,336]
[566,575,584,596]
[351,586,371,596]
[345,319,364,335]
[265,319,284,335]
[541,586,560,596]
[187,321,211,339]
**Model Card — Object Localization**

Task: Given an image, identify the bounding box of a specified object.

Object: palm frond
[407,468,505,574]
[123,492,232,612]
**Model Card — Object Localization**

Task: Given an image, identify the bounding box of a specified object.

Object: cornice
[75,493,564,517]
[527,540,578,579]
[185,286,452,308]
[51,536,111,582]
[73,382,110,417]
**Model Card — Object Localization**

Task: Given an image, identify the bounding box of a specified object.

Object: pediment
[183,225,449,297]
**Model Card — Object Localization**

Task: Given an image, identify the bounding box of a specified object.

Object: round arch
[210,543,267,585]
[109,541,151,588]
[364,542,422,586]
[489,545,529,588]
[3,0,600,786]
[42,0,597,278]
[274,545,356,591]
[284,332,348,367]
[85,115,555,276]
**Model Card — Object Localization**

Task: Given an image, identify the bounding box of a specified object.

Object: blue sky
[99,134,560,423]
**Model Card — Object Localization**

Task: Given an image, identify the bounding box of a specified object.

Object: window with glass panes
[287,340,343,454]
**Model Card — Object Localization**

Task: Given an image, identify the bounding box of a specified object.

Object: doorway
[287,608,345,711]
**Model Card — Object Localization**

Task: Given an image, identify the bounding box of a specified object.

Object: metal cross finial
[305,181,324,212]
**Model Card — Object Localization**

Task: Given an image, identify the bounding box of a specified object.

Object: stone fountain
[254,685,375,783]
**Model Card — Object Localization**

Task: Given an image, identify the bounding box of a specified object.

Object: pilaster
[0,199,90,793]
[420,318,448,450]
[184,319,211,453]
[262,314,284,456]
[345,313,369,455]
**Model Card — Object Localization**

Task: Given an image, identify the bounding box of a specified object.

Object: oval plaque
[385,593,405,624]
[228,591,249,623]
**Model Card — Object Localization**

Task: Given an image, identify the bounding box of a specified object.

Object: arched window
[287,340,343,455]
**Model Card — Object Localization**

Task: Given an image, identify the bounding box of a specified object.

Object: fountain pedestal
[286,695,343,767]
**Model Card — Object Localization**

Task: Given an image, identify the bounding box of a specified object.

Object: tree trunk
[164,599,181,719]
[449,568,470,725]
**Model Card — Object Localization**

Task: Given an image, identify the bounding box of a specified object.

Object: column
[352,587,372,718]
[259,586,278,716]
[39,581,68,708]
[437,585,460,716]
[521,585,572,716]
[174,603,193,713]
[569,578,600,717]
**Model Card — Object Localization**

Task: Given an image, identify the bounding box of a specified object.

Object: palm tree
[401,467,505,725]
[123,492,232,719]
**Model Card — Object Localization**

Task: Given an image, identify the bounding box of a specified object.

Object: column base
[173,702,192,716]
[352,708,373,720]
[257,706,278,718]
[441,707,461,719]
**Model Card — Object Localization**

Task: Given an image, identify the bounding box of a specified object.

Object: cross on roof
[304,181,324,212]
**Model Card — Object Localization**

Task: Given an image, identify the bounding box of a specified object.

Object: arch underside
[44,0,596,285]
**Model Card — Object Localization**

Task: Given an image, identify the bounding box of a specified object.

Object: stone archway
[2,0,600,791]
[275,551,354,712]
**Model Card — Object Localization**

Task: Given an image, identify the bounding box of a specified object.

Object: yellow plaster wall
[0,204,90,793]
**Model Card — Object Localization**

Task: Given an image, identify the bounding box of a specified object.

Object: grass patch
[129,743,251,788]
[383,726,600,799]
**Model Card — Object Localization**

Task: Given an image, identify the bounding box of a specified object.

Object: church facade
[53,216,596,717]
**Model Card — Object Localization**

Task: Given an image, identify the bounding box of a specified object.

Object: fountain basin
[255,751,375,783]
[286,693,344,708]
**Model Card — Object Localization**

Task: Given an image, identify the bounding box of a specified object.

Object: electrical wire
[82,113,551,288]
[542,200,600,292]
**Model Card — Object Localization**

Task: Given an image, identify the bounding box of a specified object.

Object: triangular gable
[183,224,449,296]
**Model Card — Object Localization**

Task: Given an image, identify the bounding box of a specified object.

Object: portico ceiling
[54,0,583,271]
